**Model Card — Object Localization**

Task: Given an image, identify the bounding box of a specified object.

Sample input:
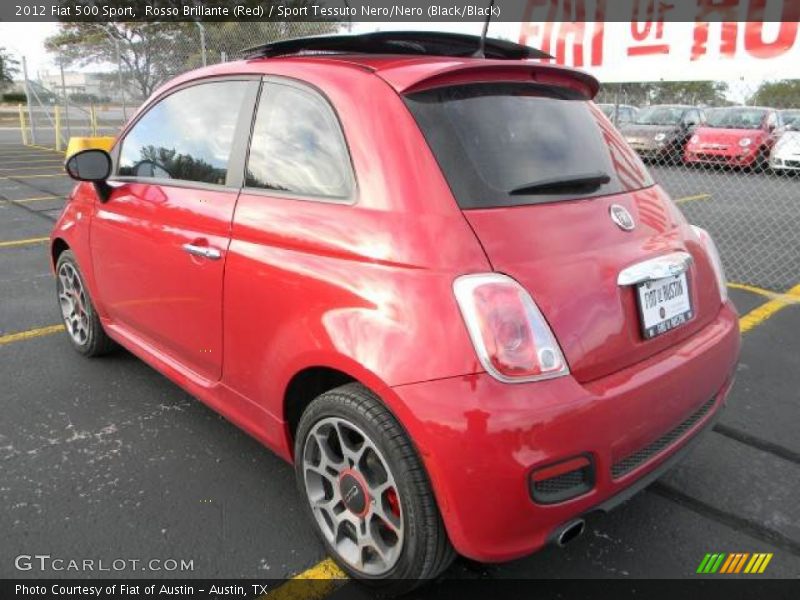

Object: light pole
[114,38,127,120]
[22,55,36,144]
[195,23,207,67]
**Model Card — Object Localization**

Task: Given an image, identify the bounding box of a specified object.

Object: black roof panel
[242,31,553,61]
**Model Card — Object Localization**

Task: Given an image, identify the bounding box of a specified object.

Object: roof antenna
[474,0,496,58]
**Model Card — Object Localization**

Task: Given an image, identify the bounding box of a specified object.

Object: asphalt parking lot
[1,139,799,592]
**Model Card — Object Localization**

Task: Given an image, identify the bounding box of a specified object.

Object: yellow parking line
[258,558,347,600]
[727,282,774,299]
[0,157,64,162]
[675,193,711,204]
[28,144,65,155]
[0,237,50,248]
[0,174,65,179]
[739,283,800,334]
[0,165,65,172]
[0,324,65,346]
[7,196,63,204]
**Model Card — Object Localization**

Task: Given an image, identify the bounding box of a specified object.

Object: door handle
[182,243,222,260]
[617,251,693,286]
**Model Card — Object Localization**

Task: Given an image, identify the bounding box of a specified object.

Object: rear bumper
[388,301,740,562]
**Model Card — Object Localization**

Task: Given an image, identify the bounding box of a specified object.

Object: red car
[684,106,781,170]
[52,32,739,591]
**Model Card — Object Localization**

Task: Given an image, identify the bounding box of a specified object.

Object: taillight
[453,273,569,383]
[691,226,728,304]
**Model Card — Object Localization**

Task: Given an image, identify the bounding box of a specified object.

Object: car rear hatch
[404,79,723,383]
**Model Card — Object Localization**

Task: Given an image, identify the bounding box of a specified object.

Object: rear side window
[118,81,249,185]
[405,83,652,208]
[245,82,352,199]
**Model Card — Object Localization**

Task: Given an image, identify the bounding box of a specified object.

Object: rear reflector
[530,455,594,504]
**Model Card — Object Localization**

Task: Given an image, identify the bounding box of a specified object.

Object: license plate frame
[636,273,694,340]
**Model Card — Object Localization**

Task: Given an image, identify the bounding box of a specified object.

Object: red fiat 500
[684,106,781,170]
[52,33,739,591]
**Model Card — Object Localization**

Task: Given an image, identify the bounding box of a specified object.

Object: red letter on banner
[691,0,739,61]
[744,0,798,59]
[628,0,673,56]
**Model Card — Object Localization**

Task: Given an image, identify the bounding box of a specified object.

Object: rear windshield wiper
[509,171,611,195]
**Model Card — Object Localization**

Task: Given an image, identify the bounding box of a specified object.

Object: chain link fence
[15,22,338,147]
[596,82,800,294]
[10,24,800,294]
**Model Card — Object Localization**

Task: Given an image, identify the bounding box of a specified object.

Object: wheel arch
[279,358,413,461]
[51,237,70,267]
[283,366,357,450]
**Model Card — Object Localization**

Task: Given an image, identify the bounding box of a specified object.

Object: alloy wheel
[302,417,404,576]
[57,262,90,346]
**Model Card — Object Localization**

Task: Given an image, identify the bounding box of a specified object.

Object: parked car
[769,109,800,173]
[684,106,781,170]
[51,32,740,591]
[597,103,638,126]
[621,104,705,163]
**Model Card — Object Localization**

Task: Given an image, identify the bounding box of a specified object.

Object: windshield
[782,111,800,128]
[634,106,684,126]
[404,82,653,208]
[706,108,767,129]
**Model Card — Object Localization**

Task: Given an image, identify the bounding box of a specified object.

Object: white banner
[517,1,800,82]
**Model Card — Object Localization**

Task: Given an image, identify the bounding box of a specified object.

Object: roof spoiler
[380,62,601,100]
[242,31,554,61]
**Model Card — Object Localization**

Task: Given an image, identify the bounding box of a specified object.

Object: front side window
[245,82,352,199]
[118,81,249,185]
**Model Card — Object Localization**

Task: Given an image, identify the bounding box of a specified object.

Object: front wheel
[751,148,770,173]
[294,383,454,593]
[55,250,115,357]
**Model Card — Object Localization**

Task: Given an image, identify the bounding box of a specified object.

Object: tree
[0,47,20,89]
[599,81,731,107]
[747,80,800,109]
[45,11,340,101]
[45,23,189,100]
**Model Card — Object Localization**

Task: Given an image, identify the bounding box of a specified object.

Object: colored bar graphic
[719,554,736,573]
[696,554,712,573]
[734,553,749,573]
[710,553,726,573]
[758,554,773,573]
[744,554,760,573]
[699,552,773,574]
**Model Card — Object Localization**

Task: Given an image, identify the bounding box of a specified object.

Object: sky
[0,22,60,78]
[0,20,786,99]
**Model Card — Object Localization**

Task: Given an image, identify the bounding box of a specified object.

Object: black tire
[751,148,770,173]
[294,383,455,594]
[55,250,115,357]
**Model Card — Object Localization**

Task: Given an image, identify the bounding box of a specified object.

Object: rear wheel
[55,250,115,357]
[294,383,454,593]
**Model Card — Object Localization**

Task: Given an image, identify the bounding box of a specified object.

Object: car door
[221,78,357,404]
[91,77,259,381]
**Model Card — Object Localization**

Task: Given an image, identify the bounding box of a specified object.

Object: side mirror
[65,149,113,202]
[65,149,112,182]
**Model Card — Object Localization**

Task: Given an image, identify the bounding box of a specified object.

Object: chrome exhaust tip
[556,519,586,547]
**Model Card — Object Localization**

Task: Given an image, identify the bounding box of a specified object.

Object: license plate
[636,273,693,339]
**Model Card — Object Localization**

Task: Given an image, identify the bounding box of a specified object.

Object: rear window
[405,83,653,208]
